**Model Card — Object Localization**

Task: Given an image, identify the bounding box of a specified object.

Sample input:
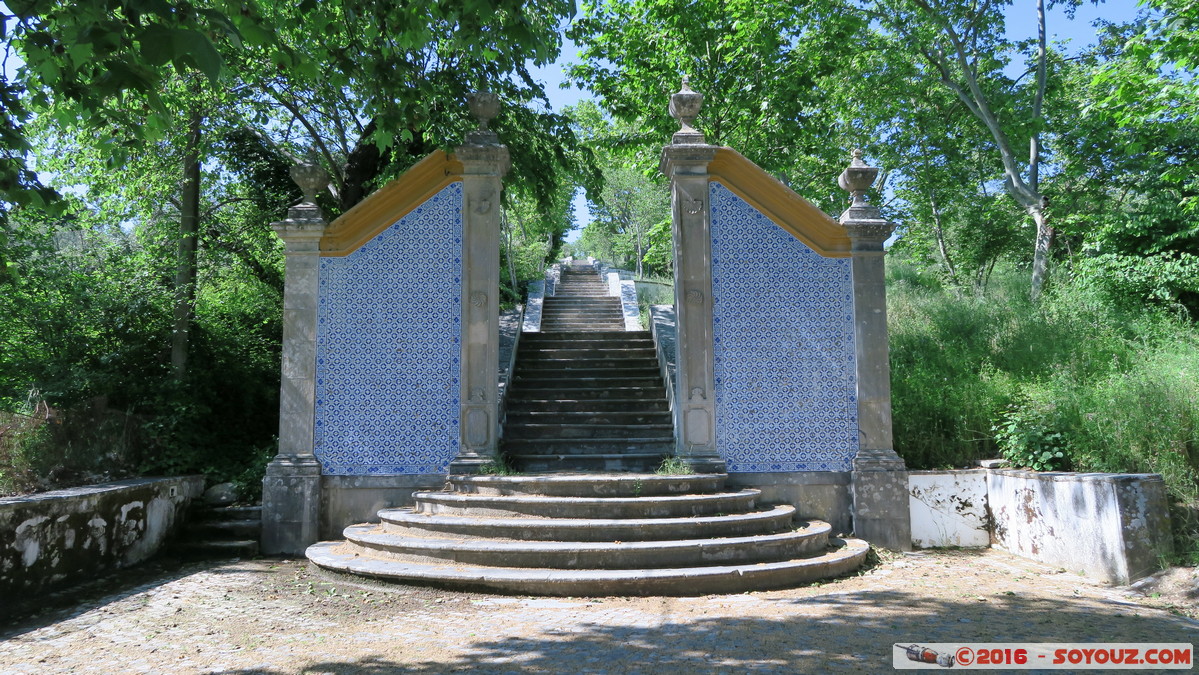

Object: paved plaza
[1,549,1195,674]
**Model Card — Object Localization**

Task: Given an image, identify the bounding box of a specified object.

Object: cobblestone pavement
[0,549,1194,674]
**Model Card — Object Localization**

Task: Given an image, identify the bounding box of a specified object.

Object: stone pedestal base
[448,454,497,475]
[678,453,727,475]
[852,452,912,551]
[261,455,322,555]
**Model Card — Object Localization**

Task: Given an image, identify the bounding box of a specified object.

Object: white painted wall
[908,470,989,548]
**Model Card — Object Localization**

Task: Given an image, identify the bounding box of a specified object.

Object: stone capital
[659,143,718,177]
[272,206,328,252]
[456,141,511,177]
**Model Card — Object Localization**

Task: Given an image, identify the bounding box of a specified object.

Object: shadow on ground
[206,588,1197,674]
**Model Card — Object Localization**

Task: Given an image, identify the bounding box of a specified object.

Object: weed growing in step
[655,456,691,475]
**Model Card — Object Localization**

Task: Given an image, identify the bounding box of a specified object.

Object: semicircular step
[307,537,869,597]
[409,489,760,519]
[378,504,798,542]
[341,521,832,569]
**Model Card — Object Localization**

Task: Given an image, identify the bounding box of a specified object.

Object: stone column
[449,93,510,474]
[839,150,912,551]
[658,78,726,474]
[262,163,329,555]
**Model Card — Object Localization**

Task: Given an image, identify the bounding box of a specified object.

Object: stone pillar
[839,150,912,551]
[262,163,328,555]
[658,78,726,474]
[449,93,510,474]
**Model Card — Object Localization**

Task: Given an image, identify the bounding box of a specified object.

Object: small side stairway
[172,503,262,559]
[307,473,868,596]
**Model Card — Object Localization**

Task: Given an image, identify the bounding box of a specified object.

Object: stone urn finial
[290,162,329,205]
[838,148,878,206]
[468,91,501,132]
[669,76,703,134]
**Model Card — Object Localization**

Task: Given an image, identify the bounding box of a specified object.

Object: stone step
[546,300,617,304]
[377,503,797,541]
[539,315,625,322]
[540,323,627,331]
[341,522,831,569]
[515,352,657,362]
[171,539,260,560]
[502,438,675,454]
[521,330,651,341]
[309,538,868,596]
[504,411,671,425]
[446,473,726,497]
[505,423,674,440]
[510,453,665,473]
[190,505,262,521]
[516,357,660,370]
[513,375,663,388]
[187,519,263,539]
[505,386,667,400]
[505,399,670,413]
[513,367,660,380]
[410,489,759,519]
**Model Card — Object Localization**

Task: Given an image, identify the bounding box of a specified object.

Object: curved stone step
[307,537,869,596]
[378,504,797,541]
[340,521,831,569]
[447,473,726,497]
[410,489,759,519]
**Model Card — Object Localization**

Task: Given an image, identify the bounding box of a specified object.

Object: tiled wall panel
[315,183,462,475]
[710,182,858,472]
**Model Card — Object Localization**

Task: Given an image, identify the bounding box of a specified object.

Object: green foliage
[992,400,1071,472]
[655,455,691,475]
[891,260,1199,557]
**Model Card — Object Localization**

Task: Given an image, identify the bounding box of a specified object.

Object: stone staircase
[307,473,869,596]
[172,504,261,559]
[503,330,672,472]
[540,264,624,331]
[505,263,671,473]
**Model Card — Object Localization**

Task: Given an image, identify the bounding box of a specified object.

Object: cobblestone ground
[0,549,1195,674]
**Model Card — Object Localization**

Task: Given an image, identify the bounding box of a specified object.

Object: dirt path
[0,550,1195,674]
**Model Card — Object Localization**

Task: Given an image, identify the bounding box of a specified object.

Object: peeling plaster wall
[909,470,990,548]
[988,470,1172,585]
[910,469,1172,584]
[0,476,202,611]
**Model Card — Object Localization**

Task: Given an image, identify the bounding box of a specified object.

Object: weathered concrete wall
[0,476,202,609]
[988,470,1172,585]
[909,470,990,548]
[726,471,852,534]
[320,474,444,539]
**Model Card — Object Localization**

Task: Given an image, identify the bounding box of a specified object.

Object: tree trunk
[171,114,202,380]
[635,229,644,278]
[1029,205,1054,301]
[928,194,958,284]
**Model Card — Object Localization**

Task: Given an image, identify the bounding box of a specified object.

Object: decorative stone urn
[289,162,329,205]
[468,91,501,132]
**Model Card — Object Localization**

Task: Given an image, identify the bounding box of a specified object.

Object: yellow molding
[320,150,464,257]
[708,147,851,258]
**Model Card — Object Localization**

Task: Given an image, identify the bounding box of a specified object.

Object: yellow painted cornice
[708,147,851,258]
[320,150,464,256]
